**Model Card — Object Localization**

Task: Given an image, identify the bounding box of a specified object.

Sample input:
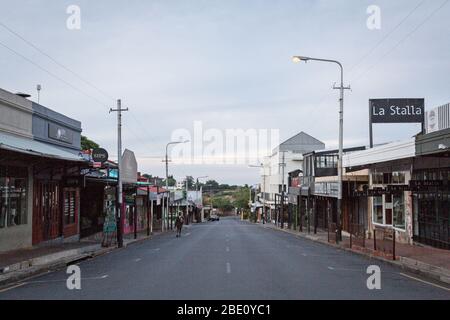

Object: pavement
[0,217,449,299]
[260,221,450,285]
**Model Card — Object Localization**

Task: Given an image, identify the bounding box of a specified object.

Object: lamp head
[292,56,309,63]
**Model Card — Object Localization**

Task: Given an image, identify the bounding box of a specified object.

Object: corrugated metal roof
[343,138,415,168]
[0,131,85,162]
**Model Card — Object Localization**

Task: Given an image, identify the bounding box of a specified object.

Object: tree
[232,187,251,210]
[81,135,99,150]
[205,179,219,190]
[185,176,195,188]
[163,175,176,187]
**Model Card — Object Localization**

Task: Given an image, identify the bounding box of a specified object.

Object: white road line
[226,246,230,252]
[185,233,191,236]
[134,258,142,262]
[226,262,231,274]
[399,273,450,292]
[0,282,26,293]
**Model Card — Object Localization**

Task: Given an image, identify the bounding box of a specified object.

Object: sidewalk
[0,229,165,288]
[258,221,450,285]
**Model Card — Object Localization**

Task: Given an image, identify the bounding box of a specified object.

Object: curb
[259,223,450,286]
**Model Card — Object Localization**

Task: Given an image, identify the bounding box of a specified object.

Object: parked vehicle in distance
[208,215,220,221]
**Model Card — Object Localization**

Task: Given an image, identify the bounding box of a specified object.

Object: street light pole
[292,55,350,242]
[110,99,128,248]
[164,140,189,231]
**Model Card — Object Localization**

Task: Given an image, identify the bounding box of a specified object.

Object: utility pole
[109,99,128,248]
[185,176,189,225]
[279,151,286,229]
[333,68,350,243]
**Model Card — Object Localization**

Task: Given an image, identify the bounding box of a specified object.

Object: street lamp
[164,139,189,231]
[292,55,350,242]
[194,176,208,222]
[249,163,267,224]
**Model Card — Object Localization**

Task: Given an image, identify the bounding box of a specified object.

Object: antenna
[36,84,41,103]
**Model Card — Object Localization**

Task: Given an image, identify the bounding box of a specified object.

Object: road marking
[0,282,27,293]
[185,233,191,236]
[0,274,109,290]
[399,273,450,292]
[226,262,231,274]
[226,246,230,252]
[134,258,142,262]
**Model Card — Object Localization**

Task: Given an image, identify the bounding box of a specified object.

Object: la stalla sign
[370,98,425,123]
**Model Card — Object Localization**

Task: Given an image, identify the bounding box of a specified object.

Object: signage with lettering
[370,99,424,123]
[48,123,74,144]
[92,148,108,163]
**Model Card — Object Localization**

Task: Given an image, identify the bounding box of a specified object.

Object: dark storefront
[413,128,450,249]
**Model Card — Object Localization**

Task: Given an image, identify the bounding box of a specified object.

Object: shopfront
[413,128,450,249]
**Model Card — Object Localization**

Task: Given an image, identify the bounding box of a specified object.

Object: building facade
[0,88,85,252]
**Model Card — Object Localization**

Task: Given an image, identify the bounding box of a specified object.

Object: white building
[259,132,325,214]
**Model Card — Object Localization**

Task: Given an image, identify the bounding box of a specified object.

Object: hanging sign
[92,148,109,163]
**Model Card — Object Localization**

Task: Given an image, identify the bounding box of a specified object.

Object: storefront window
[372,173,383,185]
[0,166,28,228]
[392,172,406,184]
[393,193,405,229]
[373,196,383,224]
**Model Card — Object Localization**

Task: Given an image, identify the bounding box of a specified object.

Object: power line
[0,21,116,102]
[0,21,159,148]
[351,0,449,83]
[348,0,426,77]
[0,39,111,110]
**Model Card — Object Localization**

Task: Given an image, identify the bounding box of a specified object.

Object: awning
[0,131,85,162]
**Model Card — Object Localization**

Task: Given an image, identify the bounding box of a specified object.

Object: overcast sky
[1,0,449,184]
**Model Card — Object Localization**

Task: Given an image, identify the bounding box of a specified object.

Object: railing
[374,226,396,260]
[350,223,365,248]
[327,222,338,244]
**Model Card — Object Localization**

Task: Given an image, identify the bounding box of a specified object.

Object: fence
[350,223,365,248]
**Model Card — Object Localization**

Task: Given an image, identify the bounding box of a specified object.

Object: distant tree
[163,175,176,187]
[81,135,99,150]
[205,179,219,190]
[232,187,251,210]
[185,176,195,188]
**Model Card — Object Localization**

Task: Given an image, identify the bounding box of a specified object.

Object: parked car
[208,215,220,221]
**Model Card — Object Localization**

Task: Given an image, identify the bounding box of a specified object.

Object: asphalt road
[1,217,449,300]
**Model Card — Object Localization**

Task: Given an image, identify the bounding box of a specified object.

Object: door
[33,181,61,245]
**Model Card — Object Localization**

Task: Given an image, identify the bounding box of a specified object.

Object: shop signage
[48,123,73,144]
[370,99,424,123]
[121,149,137,184]
[409,180,442,188]
[92,148,108,163]
[386,184,410,192]
[369,98,425,147]
[63,176,84,188]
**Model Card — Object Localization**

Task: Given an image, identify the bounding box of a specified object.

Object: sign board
[92,148,108,163]
[369,98,425,147]
[121,149,137,184]
[48,123,74,144]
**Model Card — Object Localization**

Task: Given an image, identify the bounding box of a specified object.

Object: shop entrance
[33,180,61,245]
[414,192,450,249]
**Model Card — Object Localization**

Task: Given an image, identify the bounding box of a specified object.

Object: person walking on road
[175,213,184,237]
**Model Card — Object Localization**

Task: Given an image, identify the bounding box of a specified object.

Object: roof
[275,131,325,154]
[0,131,85,162]
[343,138,415,168]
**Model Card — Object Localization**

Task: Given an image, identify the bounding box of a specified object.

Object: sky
[0,0,449,185]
